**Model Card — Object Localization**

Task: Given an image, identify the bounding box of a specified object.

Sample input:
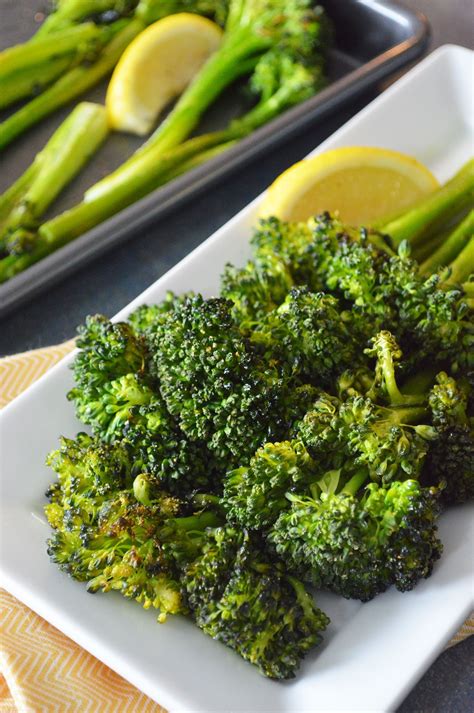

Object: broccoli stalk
[30,52,325,255]
[0,19,143,150]
[0,55,75,110]
[85,1,326,204]
[0,103,109,281]
[447,236,474,286]
[420,209,474,275]
[34,0,139,37]
[0,22,102,80]
[382,158,474,248]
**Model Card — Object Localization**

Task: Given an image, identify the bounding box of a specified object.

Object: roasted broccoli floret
[68,314,214,492]
[269,474,442,601]
[223,440,316,529]
[45,440,219,620]
[251,287,361,384]
[70,314,147,393]
[145,294,307,470]
[182,527,329,679]
[127,291,194,334]
[422,372,474,504]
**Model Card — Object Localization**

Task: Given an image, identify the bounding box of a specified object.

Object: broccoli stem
[0,19,143,150]
[412,225,452,264]
[1,103,109,240]
[160,141,238,183]
[420,210,474,275]
[462,280,474,296]
[341,468,369,497]
[84,29,265,202]
[35,0,127,36]
[373,337,425,407]
[401,369,437,397]
[0,164,38,230]
[383,159,474,248]
[0,23,101,79]
[446,237,474,285]
[0,56,74,110]
[387,405,429,425]
[40,129,244,247]
[172,511,220,532]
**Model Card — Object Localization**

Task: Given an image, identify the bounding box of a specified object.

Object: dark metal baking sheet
[0,0,430,317]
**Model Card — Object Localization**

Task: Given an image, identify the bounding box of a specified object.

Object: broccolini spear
[420,210,474,275]
[382,158,474,248]
[0,19,142,150]
[0,103,108,270]
[36,43,327,251]
[85,0,328,202]
[0,0,228,121]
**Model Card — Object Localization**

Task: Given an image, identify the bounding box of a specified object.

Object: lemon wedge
[106,13,223,136]
[259,147,439,224]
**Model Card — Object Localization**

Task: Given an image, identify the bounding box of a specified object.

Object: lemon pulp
[259,147,439,224]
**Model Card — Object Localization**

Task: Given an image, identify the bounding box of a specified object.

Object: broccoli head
[71,314,147,392]
[183,526,329,679]
[422,372,474,504]
[145,294,308,470]
[269,476,442,601]
[251,287,361,385]
[222,439,316,529]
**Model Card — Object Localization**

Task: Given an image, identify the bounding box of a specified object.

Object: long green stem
[383,159,474,248]
[462,280,474,296]
[412,226,450,263]
[446,237,474,285]
[0,23,100,79]
[0,19,143,150]
[85,29,266,202]
[35,0,130,37]
[0,56,74,110]
[40,128,244,248]
[0,164,38,230]
[341,468,369,497]
[160,140,237,182]
[1,103,109,245]
[172,511,220,532]
[420,210,474,275]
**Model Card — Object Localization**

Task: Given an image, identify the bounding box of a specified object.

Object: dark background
[1,1,473,710]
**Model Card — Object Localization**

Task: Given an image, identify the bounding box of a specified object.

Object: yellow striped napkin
[0,343,472,711]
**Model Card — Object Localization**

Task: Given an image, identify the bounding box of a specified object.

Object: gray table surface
[1,1,473,710]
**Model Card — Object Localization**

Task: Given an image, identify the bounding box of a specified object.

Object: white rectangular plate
[1,44,473,713]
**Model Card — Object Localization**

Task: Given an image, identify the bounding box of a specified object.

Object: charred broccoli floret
[182,526,329,679]
[45,439,219,620]
[422,372,474,504]
[223,440,316,529]
[145,294,308,470]
[251,287,361,385]
[269,474,442,601]
[68,314,214,492]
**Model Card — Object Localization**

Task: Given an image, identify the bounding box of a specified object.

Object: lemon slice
[259,147,439,224]
[106,13,223,136]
